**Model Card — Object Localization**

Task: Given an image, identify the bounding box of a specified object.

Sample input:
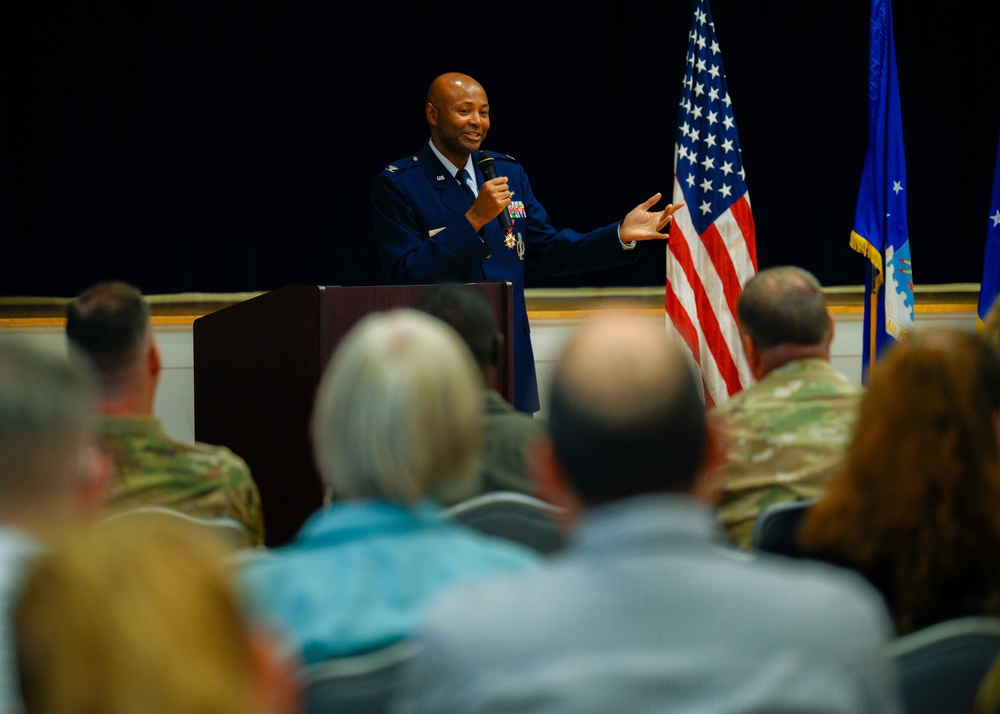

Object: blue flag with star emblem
[977,130,1000,325]
[849,0,913,383]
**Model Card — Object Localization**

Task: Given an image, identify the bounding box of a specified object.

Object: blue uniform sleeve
[371,167,490,285]
[498,159,640,276]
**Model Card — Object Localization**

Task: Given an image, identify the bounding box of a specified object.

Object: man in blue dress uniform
[371,72,683,414]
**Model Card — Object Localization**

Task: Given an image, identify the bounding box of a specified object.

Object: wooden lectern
[193,282,514,547]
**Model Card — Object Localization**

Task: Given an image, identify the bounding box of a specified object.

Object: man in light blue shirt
[393,310,902,714]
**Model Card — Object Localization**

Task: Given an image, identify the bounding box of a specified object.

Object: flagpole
[868,263,878,369]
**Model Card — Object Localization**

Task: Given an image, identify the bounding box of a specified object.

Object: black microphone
[476,151,513,233]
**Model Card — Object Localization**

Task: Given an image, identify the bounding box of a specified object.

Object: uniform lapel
[418,142,470,219]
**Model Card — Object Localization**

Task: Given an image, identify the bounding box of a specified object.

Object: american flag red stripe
[665,0,757,407]
[729,192,757,267]
[667,187,756,406]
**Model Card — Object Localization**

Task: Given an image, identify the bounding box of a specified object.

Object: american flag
[666,0,757,408]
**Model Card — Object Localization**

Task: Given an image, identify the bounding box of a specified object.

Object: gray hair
[311,309,484,503]
[0,340,97,502]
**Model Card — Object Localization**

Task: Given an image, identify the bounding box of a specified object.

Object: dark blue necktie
[456,168,476,203]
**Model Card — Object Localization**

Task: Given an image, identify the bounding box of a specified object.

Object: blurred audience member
[975,648,1000,714]
[239,309,540,664]
[66,280,265,545]
[394,310,900,713]
[13,516,299,714]
[0,340,109,713]
[798,328,1000,635]
[413,283,544,502]
[711,266,862,547]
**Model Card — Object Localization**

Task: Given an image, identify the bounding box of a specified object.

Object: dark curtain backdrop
[1,1,998,297]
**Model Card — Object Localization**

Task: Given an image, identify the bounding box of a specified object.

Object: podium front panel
[194,282,514,546]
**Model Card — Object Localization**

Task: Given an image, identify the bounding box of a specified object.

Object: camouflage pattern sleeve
[708,359,863,548]
[216,447,266,546]
[100,417,266,546]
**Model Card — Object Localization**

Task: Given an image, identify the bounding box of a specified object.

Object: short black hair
[412,283,499,372]
[737,266,829,349]
[65,281,150,377]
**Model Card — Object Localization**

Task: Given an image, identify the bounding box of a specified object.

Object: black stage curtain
[1,1,997,297]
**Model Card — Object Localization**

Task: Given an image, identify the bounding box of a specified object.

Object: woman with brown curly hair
[796,327,1000,635]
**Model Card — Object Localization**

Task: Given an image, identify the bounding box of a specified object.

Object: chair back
[750,498,815,556]
[302,640,418,714]
[103,506,252,550]
[884,616,1000,714]
[444,491,568,555]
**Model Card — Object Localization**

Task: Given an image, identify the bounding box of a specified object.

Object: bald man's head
[547,310,708,506]
[426,73,482,105]
[425,73,490,169]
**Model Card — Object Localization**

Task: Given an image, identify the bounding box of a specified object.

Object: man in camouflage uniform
[66,281,265,545]
[710,266,863,548]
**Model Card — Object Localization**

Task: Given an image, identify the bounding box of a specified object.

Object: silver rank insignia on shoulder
[386,165,399,173]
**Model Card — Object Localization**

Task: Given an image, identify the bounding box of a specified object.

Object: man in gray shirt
[393,309,901,714]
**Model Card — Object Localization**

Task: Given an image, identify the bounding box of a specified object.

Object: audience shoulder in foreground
[0,339,111,714]
[413,282,545,502]
[392,308,901,714]
[238,309,540,665]
[710,265,863,548]
[797,327,1000,635]
[66,280,265,545]
[12,516,300,714]
[976,647,1000,714]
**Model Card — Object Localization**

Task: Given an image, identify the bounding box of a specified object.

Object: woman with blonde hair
[797,327,1000,635]
[12,516,300,714]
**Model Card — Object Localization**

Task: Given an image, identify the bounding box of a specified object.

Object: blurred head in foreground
[312,308,484,504]
[798,327,1000,634]
[13,517,300,714]
[534,308,710,514]
[0,339,108,534]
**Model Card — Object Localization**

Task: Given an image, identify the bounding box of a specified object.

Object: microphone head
[476,151,498,179]
[474,150,512,232]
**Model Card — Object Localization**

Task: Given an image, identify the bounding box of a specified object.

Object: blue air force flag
[977,130,1000,324]
[849,0,913,381]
